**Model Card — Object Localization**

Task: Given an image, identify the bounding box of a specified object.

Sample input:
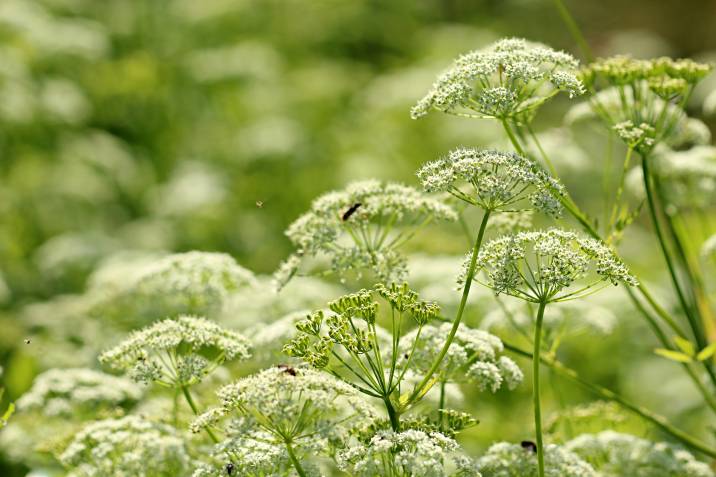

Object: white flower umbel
[399,322,522,395]
[283,283,441,430]
[17,368,142,417]
[412,38,584,122]
[475,228,636,477]
[566,431,715,477]
[653,145,716,211]
[276,180,456,288]
[477,441,596,477]
[418,148,564,216]
[59,415,189,477]
[100,315,251,387]
[338,429,479,477]
[192,366,376,476]
[90,251,257,326]
[476,229,637,302]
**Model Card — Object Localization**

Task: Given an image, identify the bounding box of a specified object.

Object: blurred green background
[1,0,716,474]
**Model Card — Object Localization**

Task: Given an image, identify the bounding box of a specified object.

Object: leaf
[697,343,716,361]
[674,336,695,357]
[654,348,693,363]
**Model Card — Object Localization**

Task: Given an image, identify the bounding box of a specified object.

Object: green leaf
[697,343,716,361]
[654,348,693,363]
[674,336,695,357]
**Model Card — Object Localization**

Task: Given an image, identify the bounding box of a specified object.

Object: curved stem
[550,0,594,62]
[533,301,547,477]
[181,386,219,443]
[504,342,716,459]
[285,440,307,477]
[408,210,491,404]
[642,157,705,348]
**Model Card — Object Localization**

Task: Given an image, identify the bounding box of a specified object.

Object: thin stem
[285,440,308,477]
[408,210,492,404]
[438,380,447,431]
[642,156,705,348]
[504,342,716,459]
[533,301,547,477]
[181,386,219,443]
[550,0,594,62]
[384,397,401,431]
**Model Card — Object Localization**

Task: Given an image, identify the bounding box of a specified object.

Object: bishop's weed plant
[4,3,716,477]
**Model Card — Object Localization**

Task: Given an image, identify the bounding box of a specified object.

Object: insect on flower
[341,202,362,221]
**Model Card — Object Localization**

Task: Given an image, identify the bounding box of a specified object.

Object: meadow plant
[5,7,716,477]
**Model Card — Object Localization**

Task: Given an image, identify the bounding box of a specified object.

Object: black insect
[225,462,234,475]
[277,364,297,376]
[342,202,362,221]
[521,440,537,453]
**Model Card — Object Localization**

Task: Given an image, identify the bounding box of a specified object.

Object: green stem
[642,157,705,348]
[408,210,492,404]
[285,440,308,477]
[533,301,547,477]
[551,0,594,62]
[504,342,716,459]
[181,386,218,443]
[438,380,447,431]
[384,397,401,431]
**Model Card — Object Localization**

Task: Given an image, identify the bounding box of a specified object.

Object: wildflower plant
[337,429,479,477]
[566,431,716,477]
[100,315,251,442]
[411,38,584,124]
[283,283,444,430]
[191,366,377,477]
[477,441,596,477]
[275,180,457,289]
[59,415,190,477]
[473,228,636,477]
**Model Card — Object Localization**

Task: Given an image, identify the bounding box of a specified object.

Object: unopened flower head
[475,229,637,302]
[399,322,522,392]
[417,148,564,216]
[580,56,712,154]
[412,38,584,121]
[99,315,251,386]
[566,431,715,477]
[284,284,439,371]
[192,366,376,471]
[17,368,142,417]
[338,429,479,477]
[59,415,189,477]
[90,251,257,325]
[277,180,456,288]
[478,441,596,477]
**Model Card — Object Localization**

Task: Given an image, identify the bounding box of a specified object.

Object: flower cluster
[399,322,523,393]
[90,252,257,326]
[338,429,479,477]
[59,415,190,477]
[566,431,715,477]
[579,56,713,154]
[477,441,596,477]
[17,368,142,417]
[412,38,584,122]
[100,315,251,386]
[192,366,376,474]
[474,229,637,302]
[277,180,456,288]
[417,148,564,216]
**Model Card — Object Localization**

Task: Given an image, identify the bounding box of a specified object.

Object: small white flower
[100,315,251,386]
[478,441,596,477]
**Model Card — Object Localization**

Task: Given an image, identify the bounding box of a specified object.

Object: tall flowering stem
[533,300,547,477]
[407,210,491,404]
